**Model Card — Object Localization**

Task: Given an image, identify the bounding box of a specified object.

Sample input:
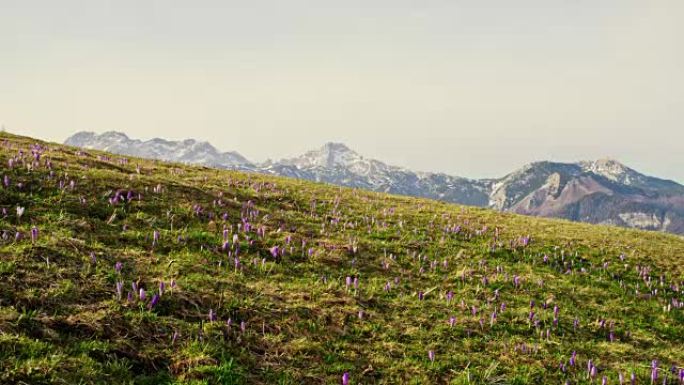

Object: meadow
[0,132,682,384]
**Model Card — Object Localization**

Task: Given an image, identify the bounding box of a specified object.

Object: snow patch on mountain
[618,212,662,229]
[578,158,650,187]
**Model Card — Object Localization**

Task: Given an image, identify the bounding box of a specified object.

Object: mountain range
[65,131,684,235]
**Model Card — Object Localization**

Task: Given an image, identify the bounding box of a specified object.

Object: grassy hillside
[0,131,683,384]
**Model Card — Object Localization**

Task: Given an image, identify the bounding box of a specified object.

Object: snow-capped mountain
[65,131,251,168]
[64,131,684,235]
[278,142,365,169]
[260,142,491,206]
[490,160,684,234]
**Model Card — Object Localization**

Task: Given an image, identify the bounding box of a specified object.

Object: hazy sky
[1,1,683,181]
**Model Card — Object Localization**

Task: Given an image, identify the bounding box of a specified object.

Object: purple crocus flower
[148,293,160,309]
[115,281,123,300]
[139,288,146,301]
[209,309,216,322]
[159,281,165,296]
[115,261,123,273]
[341,372,350,385]
[30,226,38,243]
[428,350,435,363]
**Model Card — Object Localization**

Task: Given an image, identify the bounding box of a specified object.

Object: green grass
[0,131,682,384]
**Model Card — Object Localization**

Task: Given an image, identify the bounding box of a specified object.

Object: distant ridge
[65,131,252,168]
[65,130,684,234]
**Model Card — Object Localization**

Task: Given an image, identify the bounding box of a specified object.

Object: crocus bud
[148,294,160,309]
[30,226,38,243]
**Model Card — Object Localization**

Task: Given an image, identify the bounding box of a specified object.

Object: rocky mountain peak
[64,131,251,167]
[280,142,363,169]
[580,158,631,180]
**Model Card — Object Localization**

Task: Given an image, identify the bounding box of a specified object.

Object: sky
[1,0,683,182]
